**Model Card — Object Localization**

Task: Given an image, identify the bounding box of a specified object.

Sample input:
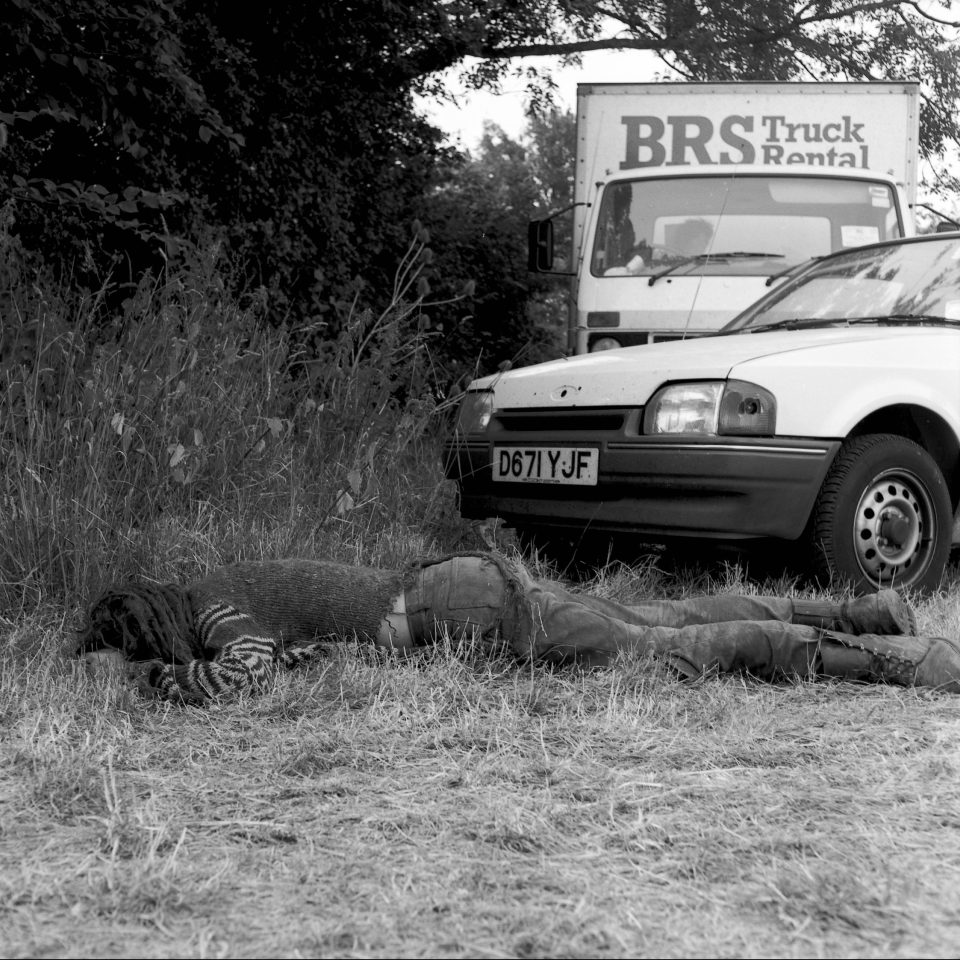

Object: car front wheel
[809,433,952,594]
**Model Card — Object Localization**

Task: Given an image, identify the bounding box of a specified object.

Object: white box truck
[529,81,920,353]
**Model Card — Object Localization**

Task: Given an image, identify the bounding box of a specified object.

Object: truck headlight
[643,380,776,436]
[455,390,494,434]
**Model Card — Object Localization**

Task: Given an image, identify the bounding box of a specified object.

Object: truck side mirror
[528,219,554,272]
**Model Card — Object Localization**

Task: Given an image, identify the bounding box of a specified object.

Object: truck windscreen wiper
[648,251,784,286]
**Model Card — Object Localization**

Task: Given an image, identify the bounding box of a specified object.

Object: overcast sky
[419,50,663,147]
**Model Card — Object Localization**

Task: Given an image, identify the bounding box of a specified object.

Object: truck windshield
[590,174,902,279]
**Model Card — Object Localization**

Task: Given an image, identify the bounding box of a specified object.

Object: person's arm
[137,599,278,703]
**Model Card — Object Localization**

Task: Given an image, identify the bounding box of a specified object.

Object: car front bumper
[444,434,840,541]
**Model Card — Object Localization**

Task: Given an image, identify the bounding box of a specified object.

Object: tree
[409,2,960,175]
[0,0,454,319]
[423,110,577,380]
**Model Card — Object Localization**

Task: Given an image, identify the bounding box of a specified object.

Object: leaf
[167,443,186,467]
[346,467,362,494]
[198,124,213,144]
[334,489,354,516]
[266,417,283,438]
[363,472,381,500]
[110,412,124,435]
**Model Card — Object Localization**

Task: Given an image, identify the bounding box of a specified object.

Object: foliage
[423,110,576,378]
[0,222,465,613]
[0,0,452,321]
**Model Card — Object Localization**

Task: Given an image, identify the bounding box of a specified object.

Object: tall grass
[0,225,471,616]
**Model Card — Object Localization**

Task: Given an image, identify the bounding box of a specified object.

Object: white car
[446,233,960,592]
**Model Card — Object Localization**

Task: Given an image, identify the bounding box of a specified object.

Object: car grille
[495,409,631,433]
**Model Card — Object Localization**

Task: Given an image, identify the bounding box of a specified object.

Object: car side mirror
[935,220,959,233]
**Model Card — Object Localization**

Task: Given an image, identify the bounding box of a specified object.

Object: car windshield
[590,174,903,279]
[724,236,960,332]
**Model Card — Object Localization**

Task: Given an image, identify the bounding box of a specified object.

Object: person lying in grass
[76,553,960,703]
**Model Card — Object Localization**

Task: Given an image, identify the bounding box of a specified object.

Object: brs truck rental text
[529,81,920,353]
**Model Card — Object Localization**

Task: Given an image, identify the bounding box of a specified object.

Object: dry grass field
[3,556,960,960]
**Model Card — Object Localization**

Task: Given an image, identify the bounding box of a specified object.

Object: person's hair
[78,582,196,662]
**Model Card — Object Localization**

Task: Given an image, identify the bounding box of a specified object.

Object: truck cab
[531,81,921,354]
[573,165,913,353]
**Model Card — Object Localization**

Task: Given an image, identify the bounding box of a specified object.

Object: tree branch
[477,35,664,59]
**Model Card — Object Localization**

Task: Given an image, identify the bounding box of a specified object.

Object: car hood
[473,326,951,408]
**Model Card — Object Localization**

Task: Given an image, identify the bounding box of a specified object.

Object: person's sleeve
[138,599,278,703]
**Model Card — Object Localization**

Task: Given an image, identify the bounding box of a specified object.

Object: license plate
[492,446,599,485]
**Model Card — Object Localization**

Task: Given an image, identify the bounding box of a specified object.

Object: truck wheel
[809,433,952,594]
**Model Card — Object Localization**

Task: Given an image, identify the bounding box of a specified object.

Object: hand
[82,648,127,680]
[125,659,166,697]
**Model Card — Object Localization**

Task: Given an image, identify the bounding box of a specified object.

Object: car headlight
[643,380,776,436]
[455,390,494,434]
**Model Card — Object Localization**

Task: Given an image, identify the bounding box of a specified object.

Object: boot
[637,620,823,681]
[791,590,916,636]
[819,632,960,693]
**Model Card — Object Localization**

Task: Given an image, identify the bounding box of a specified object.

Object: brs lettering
[620,115,755,169]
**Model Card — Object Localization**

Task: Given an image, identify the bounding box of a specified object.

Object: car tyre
[809,433,952,595]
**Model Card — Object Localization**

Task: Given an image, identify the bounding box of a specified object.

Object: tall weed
[0,223,469,616]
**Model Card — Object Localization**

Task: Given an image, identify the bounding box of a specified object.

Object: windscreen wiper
[844,314,960,326]
[648,251,784,286]
[738,317,846,334]
[739,313,960,335]
[764,256,823,287]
